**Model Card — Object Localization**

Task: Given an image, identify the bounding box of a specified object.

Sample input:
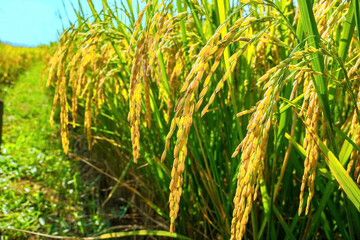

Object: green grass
[0,62,107,238]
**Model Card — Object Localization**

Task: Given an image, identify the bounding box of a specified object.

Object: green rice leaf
[315,137,360,212]
[354,0,360,42]
[298,0,338,155]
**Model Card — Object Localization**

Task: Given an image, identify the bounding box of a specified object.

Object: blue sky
[0,0,103,47]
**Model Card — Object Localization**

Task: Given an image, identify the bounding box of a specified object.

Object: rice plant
[47,0,360,239]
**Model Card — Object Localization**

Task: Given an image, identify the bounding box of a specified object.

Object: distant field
[0,43,47,89]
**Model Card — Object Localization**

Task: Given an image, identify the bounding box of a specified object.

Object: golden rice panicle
[167,49,185,119]
[128,2,184,161]
[179,17,242,96]
[130,82,142,163]
[355,157,360,184]
[84,87,93,150]
[47,24,132,155]
[299,91,320,215]
[315,0,350,39]
[48,34,70,127]
[75,40,104,151]
[252,40,267,75]
[197,17,259,114]
[169,103,194,233]
[231,78,280,239]
[348,57,360,77]
[161,117,177,162]
[58,62,70,154]
[50,84,60,128]
[129,36,145,163]
[162,42,215,226]
[230,103,272,240]
[142,55,152,127]
[313,0,331,37]
[161,40,217,160]
[47,31,68,87]
[163,22,226,228]
[128,0,152,52]
[299,72,311,116]
[68,50,82,128]
[230,53,302,239]
[47,31,73,154]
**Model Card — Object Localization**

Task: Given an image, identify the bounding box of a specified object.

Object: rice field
[0,43,47,87]
[2,0,360,239]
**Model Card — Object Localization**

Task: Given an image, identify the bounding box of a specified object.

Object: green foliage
[47,0,360,239]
